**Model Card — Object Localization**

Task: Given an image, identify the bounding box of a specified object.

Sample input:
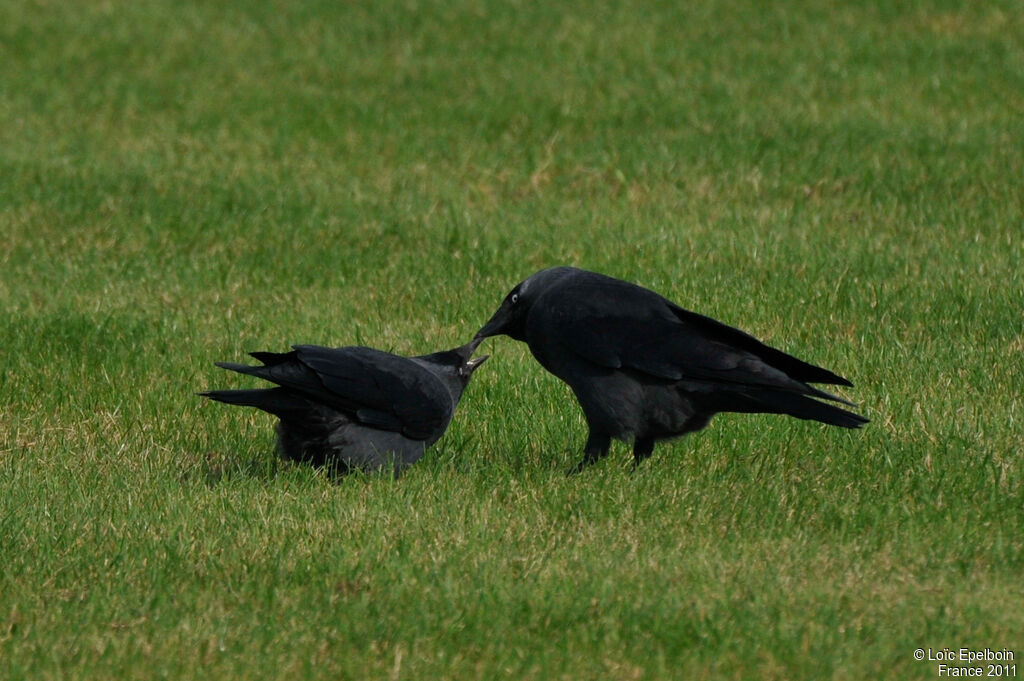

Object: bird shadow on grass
[195,449,332,487]
[192,449,283,486]
[192,447,405,488]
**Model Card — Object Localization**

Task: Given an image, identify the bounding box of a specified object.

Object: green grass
[2,0,1022,678]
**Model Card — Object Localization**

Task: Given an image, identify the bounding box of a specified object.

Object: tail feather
[213,355,324,396]
[725,388,869,429]
[213,361,263,376]
[803,384,858,408]
[198,387,312,419]
[249,350,294,365]
[763,391,868,428]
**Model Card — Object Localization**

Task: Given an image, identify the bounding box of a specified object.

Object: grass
[1,0,1022,678]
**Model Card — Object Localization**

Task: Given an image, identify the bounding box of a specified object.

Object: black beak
[456,336,485,357]
[475,307,508,339]
[455,337,489,372]
[465,354,489,371]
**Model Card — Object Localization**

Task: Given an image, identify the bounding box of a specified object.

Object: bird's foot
[566,460,590,476]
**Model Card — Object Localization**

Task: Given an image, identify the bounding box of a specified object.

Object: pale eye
[511,293,519,304]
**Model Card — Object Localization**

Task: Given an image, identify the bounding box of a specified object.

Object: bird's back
[202,344,458,475]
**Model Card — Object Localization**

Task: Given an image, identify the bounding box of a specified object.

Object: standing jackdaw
[476,267,867,472]
[199,339,488,477]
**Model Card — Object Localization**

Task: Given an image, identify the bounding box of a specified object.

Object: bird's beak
[455,336,488,364]
[454,338,489,373]
[458,336,485,356]
[475,307,508,339]
[465,354,489,371]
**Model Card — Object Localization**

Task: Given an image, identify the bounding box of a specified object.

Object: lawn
[1,0,1022,678]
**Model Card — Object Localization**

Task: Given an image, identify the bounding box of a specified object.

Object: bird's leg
[568,431,611,475]
[631,436,655,470]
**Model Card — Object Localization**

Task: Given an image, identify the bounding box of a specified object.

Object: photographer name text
[913,648,1016,677]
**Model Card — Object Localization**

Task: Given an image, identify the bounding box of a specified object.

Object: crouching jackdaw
[199,339,488,477]
[476,267,867,473]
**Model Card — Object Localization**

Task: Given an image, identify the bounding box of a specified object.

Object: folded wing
[215,345,453,440]
[543,273,856,404]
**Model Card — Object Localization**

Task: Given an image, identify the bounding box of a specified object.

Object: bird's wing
[293,346,454,439]
[537,275,852,398]
[228,346,453,439]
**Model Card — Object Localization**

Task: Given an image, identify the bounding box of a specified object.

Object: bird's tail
[198,387,311,419]
[727,388,869,429]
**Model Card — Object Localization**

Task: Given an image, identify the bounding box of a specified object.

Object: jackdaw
[199,339,488,477]
[476,267,867,472]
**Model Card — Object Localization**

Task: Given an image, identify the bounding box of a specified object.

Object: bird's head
[414,337,489,395]
[475,267,575,341]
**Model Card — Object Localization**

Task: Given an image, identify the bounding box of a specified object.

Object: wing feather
[217,345,452,439]
[535,271,854,401]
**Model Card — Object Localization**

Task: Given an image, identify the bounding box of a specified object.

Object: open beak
[455,337,489,371]
[466,354,489,371]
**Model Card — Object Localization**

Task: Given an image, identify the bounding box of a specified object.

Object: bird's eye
[511,293,519,304]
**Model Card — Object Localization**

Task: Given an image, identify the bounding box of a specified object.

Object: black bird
[199,339,488,477]
[476,267,867,472]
